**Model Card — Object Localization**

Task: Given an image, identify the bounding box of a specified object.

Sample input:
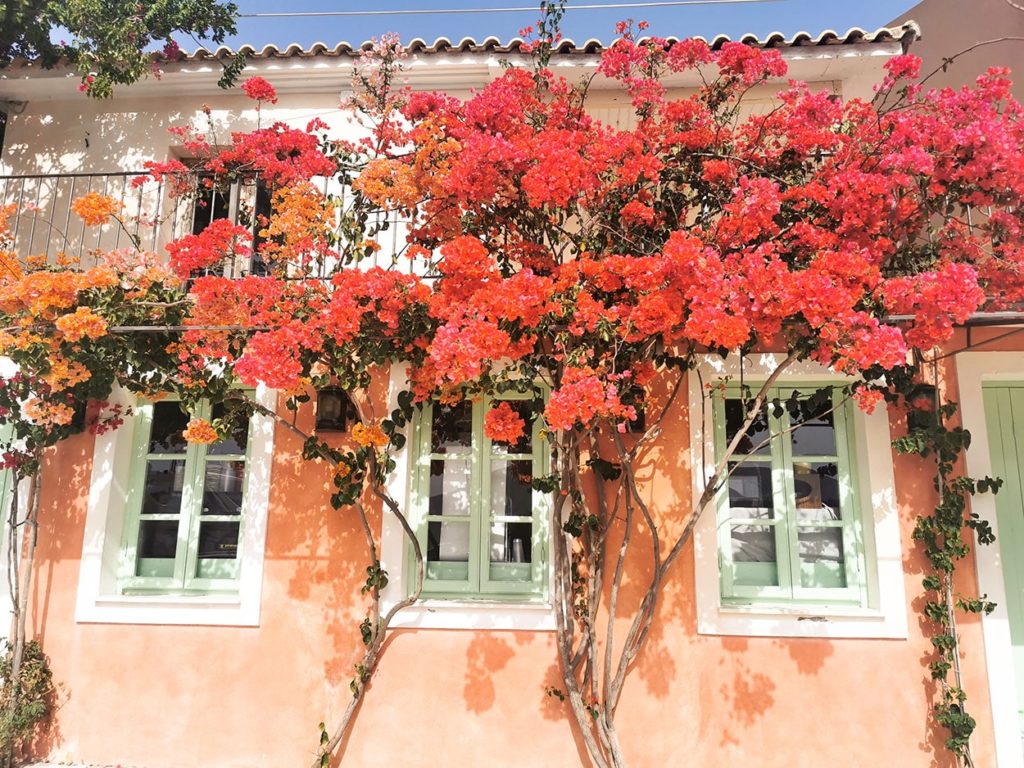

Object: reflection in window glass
[149,403,189,454]
[140,461,186,516]
[797,527,844,565]
[727,463,774,513]
[490,521,532,564]
[202,461,245,516]
[138,520,179,560]
[794,462,841,521]
[197,521,240,559]
[431,402,473,453]
[427,520,470,563]
[731,525,777,563]
[725,399,771,455]
[790,403,837,456]
[207,404,250,455]
[428,459,470,517]
[491,460,532,517]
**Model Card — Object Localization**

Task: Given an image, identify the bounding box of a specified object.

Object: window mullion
[120,402,155,582]
[834,396,864,599]
[178,403,208,588]
[471,399,486,594]
[531,411,547,590]
[712,392,738,597]
[411,404,431,585]
[770,394,799,598]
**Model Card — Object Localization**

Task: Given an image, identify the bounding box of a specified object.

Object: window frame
[119,397,252,595]
[690,355,908,639]
[75,385,275,627]
[713,383,867,608]
[378,364,556,631]
[407,394,550,602]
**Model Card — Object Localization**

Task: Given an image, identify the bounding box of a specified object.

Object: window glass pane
[137,520,179,560]
[727,463,774,517]
[427,520,470,564]
[431,402,473,453]
[201,461,245,516]
[140,460,186,516]
[490,520,532,564]
[492,401,535,454]
[428,459,470,516]
[208,404,249,455]
[197,521,240,559]
[731,525,777,563]
[798,527,845,566]
[790,399,837,456]
[148,403,189,454]
[724,399,771,455]
[192,180,231,235]
[794,462,842,521]
[491,459,533,517]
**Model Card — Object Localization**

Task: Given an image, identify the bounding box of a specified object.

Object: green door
[983,384,1024,735]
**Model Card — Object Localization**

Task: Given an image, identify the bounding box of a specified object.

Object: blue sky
[212,0,921,51]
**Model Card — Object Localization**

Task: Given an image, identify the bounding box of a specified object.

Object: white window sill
[77,593,259,627]
[699,603,907,639]
[384,598,556,631]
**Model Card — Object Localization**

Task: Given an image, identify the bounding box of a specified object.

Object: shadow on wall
[463,633,516,714]
[271,382,393,689]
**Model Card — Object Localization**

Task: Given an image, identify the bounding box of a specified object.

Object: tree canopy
[0,0,241,97]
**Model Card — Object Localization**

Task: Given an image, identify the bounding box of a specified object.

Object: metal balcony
[0,170,426,277]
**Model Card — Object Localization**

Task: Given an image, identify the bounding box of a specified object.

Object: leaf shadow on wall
[269,398,383,689]
[463,633,515,713]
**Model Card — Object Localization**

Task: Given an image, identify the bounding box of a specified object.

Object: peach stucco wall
[22,357,1002,768]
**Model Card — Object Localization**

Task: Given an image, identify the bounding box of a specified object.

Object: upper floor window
[120,398,252,594]
[187,174,273,277]
[714,385,868,607]
[408,397,550,601]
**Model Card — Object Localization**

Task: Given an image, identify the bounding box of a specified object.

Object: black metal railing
[0,170,430,277]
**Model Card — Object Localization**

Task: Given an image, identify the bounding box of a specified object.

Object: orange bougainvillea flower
[42,356,92,391]
[23,398,75,427]
[484,401,526,445]
[54,306,108,342]
[182,418,219,444]
[351,422,389,449]
[71,192,122,227]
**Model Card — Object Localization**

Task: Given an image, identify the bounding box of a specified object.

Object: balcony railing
[1,171,166,264]
[0,171,426,277]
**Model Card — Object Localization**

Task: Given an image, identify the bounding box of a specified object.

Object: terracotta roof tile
[178,23,920,62]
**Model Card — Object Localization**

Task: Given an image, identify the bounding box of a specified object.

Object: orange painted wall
[23,359,1001,768]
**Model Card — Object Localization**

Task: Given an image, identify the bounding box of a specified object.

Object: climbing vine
[892,369,1002,766]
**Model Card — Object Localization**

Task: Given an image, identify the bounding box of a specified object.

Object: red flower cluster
[484,401,527,445]
[546,368,636,432]
[166,219,253,279]
[241,77,278,104]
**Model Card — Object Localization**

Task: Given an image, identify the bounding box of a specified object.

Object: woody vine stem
[892,359,1002,766]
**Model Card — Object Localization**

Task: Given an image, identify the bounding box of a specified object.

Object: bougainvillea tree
[1,6,1023,765]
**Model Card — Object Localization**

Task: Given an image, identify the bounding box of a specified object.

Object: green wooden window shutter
[713,385,869,607]
[409,396,550,601]
[120,398,252,594]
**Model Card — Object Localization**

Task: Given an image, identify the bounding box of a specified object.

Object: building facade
[0,21,1022,768]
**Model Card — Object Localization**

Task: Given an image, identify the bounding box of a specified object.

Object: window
[120,399,251,593]
[690,355,908,639]
[186,174,273,277]
[714,385,867,607]
[408,396,549,601]
[75,384,274,626]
